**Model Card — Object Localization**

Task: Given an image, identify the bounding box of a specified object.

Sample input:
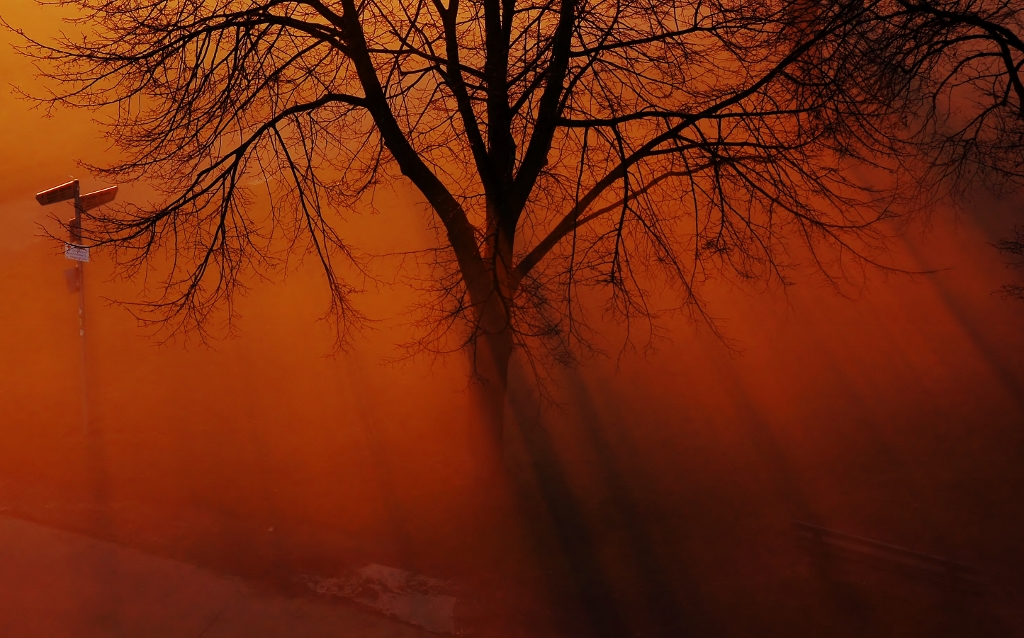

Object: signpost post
[35,179,118,435]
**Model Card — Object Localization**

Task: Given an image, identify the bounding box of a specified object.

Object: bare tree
[878,1,1024,190]
[994,226,1024,297]
[7,0,959,440]
[849,1,1024,298]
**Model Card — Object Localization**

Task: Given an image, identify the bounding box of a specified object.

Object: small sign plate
[64,243,90,262]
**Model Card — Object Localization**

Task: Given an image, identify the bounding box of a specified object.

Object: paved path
[0,515,430,637]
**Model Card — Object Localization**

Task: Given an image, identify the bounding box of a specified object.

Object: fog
[2,1,1024,636]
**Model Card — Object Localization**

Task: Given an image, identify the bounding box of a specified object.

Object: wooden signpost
[35,179,118,435]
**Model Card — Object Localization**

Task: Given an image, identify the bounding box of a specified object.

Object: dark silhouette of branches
[847,2,1024,297]
[995,225,1024,298]
[11,0,1019,435]
[865,1,1024,191]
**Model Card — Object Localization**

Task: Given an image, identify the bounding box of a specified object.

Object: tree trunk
[460,211,517,450]
[473,308,633,638]
[472,297,515,450]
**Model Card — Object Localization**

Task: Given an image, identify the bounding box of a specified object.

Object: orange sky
[3,2,1024,635]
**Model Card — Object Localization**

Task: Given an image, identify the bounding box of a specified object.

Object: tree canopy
[8,0,1024,434]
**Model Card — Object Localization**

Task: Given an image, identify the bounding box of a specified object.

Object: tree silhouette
[863,1,1024,296]
[995,226,1024,298]
[882,1,1024,191]
[10,0,1000,440]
